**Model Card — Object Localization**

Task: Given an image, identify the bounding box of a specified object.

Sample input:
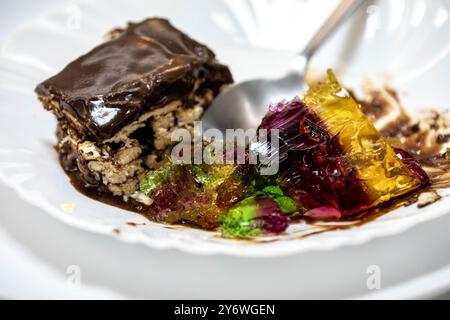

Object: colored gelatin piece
[140,162,250,229]
[220,196,290,238]
[141,164,221,228]
[259,97,372,217]
[303,70,428,209]
[139,163,249,229]
[258,71,428,219]
[220,185,295,238]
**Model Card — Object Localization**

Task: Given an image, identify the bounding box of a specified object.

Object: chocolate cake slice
[35,18,233,203]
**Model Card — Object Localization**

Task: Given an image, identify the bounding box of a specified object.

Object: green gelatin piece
[139,165,173,195]
[220,197,261,238]
[273,196,297,214]
[261,185,284,197]
[259,185,297,214]
[189,165,210,185]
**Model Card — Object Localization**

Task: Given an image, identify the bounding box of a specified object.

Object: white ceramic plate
[0,0,449,257]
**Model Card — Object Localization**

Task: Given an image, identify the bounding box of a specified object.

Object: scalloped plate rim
[1,0,449,257]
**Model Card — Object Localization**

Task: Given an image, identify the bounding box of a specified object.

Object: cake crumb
[61,202,76,213]
[417,191,441,208]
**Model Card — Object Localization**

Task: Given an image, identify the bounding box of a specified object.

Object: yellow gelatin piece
[303,70,421,206]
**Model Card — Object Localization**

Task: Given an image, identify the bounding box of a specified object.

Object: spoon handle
[301,0,367,59]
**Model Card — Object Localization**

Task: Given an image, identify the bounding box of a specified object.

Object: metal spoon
[204,0,366,131]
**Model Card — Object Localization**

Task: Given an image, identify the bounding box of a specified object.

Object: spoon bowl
[203,0,366,131]
[204,72,306,131]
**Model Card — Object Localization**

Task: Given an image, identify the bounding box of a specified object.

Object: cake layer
[52,92,213,200]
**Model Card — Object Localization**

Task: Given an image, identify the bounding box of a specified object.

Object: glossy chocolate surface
[36,18,233,141]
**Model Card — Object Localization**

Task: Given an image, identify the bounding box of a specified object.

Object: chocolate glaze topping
[35,18,233,141]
